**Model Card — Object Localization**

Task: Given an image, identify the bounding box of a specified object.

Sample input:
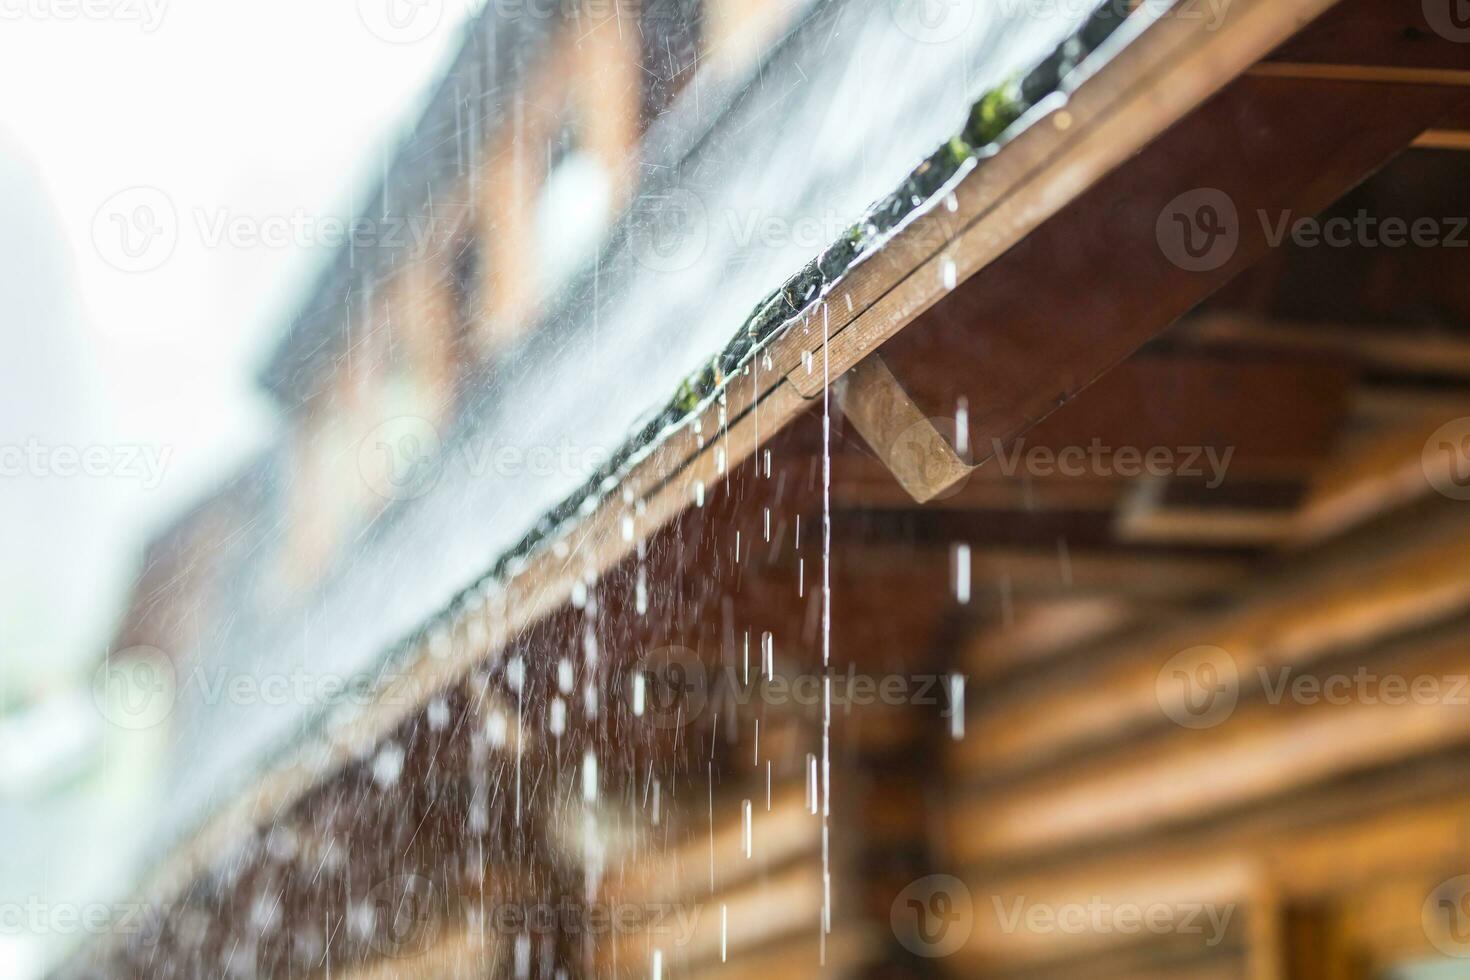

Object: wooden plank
[951,766,1470,968]
[332,928,502,980]
[958,597,1139,685]
[945,937,1250,980]
[1415,129,1470,150]
[1177,313,1470,379]
[613,862,826,973]
[951,622,1470,866]
[1264,0,1470,72]
[836,353,972,503]
[1249,63,1470,86]
[959,851,1262,970]
[951,512,1470,780]
[1115,476,1298,547]
[1291,410,1468,544]
[684,928,875,980]
[840,541,1250,603]
[618,783,819,906]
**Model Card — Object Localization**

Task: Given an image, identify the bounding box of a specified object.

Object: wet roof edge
[123,0,1138,892]
[103,0,1341,935]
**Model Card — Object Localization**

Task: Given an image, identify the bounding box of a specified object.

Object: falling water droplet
[582,751,598,803]
[949,673,966,740]
[371,743,405,789]
[953,542,972,605]
[486,710,508,748]
[515,935,531,979]
[941,255,957,291]
[955,397,969,456]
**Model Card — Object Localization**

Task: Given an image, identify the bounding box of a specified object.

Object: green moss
[673,377,702,414]
[965,80,1025,147]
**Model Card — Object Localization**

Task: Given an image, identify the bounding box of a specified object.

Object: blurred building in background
[67,0,1470,979]
[107,0,816,854]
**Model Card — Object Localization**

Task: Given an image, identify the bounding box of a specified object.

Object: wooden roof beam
[836,352,973,504]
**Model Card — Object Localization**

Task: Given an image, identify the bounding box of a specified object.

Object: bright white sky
[0,6,483,974]
[0,0,480,674]
[0,0,479,528]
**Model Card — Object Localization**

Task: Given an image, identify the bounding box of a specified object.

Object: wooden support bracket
[836,352,973,504]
